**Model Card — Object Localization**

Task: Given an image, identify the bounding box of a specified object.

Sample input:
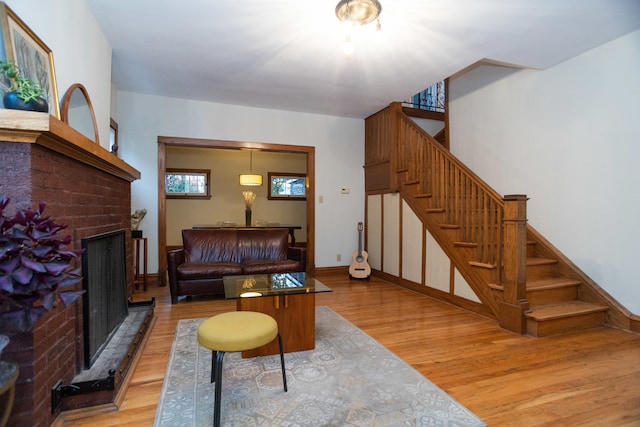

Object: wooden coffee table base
[238,293,315,357]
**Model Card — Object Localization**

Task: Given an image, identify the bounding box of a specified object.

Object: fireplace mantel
[0,110,139,182]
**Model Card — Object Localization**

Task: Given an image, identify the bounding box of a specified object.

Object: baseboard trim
[315,266,349,275]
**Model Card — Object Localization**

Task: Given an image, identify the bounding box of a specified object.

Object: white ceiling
[85,0,640,119]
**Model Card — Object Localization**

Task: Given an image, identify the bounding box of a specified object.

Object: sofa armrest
[167,249,185,304]
[287,246,307,271]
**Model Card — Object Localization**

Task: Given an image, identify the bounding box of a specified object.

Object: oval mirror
[61,83,100,144]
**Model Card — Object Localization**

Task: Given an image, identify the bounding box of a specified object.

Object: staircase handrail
[396,109,505,269]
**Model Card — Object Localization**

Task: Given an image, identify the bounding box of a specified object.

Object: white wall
[5,0,112,146]
[412,118,445,136]
[116,92,365,272]
[449,30,640,313]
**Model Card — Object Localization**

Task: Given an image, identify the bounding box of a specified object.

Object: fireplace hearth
[51,298,154,412]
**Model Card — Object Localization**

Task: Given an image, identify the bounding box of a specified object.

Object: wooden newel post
[500,194,529,334]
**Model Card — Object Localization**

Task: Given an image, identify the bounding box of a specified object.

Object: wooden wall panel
[454,268,482,303]
[401,199,423,284]
[364,161,391,192]
[383,193,400,276]
[366,195,382,271]
[425,230,450,293]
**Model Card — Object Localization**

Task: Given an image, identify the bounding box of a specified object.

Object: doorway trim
[157,136,315,286]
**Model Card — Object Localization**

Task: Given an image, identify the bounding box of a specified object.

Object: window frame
[267,172,307,201]
[165,168,211,199]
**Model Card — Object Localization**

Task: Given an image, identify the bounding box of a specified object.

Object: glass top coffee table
[223,272,332,299]
[223,272,332,357]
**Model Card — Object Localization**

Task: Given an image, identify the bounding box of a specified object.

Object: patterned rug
[154,306,486,426]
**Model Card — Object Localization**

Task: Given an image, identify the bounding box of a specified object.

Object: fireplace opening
[51,229,154,413]
[81,229,128,368]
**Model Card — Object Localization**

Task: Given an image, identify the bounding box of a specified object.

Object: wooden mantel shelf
[0,110,140,182]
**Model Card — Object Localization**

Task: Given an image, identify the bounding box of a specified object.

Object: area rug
[154,306,486,426]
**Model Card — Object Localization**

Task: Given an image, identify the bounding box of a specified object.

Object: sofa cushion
[178,262,243,279]
[182,229,240,263]
[241,259,302,274]
[237,229,289,262]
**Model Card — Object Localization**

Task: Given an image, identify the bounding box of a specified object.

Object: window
[165,168,211,199]
[268,172,307,200]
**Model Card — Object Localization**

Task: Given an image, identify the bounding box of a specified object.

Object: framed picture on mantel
[0,2,60,118]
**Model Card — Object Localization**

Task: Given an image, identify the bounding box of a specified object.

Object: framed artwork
[0,2,60,117]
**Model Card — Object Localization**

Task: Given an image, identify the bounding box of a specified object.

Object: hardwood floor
[61,272,640,426]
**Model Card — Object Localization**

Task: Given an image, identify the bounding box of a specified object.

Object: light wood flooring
[60,272,640,426]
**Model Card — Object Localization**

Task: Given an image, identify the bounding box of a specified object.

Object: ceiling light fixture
[239,150,263,186]
[335,0,383,55]
[335,0,381,25]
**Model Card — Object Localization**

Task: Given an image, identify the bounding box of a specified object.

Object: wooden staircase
[522,243,608,336]
[365,102,630,337]
[399,152,610,337]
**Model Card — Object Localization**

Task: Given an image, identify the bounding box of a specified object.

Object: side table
[133,237,148,291]
[0,360,19,427]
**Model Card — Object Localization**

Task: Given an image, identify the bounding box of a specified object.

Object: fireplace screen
[81,229,128,368]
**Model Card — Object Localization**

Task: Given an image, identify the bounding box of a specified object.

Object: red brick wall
[0,141,134,427]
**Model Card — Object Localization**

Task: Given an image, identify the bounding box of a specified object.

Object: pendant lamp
[239,151,263,186]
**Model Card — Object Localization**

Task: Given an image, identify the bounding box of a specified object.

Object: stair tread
[453,241,477,248]
[527,257,558,266]
[527,278,582,290]
[469,261,496,269]
[526,301,608,321]
[439,223,460,229]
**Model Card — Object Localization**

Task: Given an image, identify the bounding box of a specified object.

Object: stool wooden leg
[277,333,288,392]
[213,351,225,427]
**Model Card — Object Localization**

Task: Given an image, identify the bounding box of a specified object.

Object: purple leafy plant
[0,196,85,332]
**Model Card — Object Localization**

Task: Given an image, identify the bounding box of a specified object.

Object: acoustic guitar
[349,222,371,280]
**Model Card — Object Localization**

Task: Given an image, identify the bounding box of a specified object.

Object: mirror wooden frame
[60,83,100,145]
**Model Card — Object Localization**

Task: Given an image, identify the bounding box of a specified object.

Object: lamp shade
[239,174,263,186]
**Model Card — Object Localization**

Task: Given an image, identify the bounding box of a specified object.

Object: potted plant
[0,60,48,113]
[0,195,84,332]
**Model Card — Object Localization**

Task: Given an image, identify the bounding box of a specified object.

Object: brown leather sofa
[167,228,306,304]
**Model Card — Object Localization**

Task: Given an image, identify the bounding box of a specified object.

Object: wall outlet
[336,253,341,262]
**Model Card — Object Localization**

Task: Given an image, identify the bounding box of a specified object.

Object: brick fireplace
[0,110,143,427]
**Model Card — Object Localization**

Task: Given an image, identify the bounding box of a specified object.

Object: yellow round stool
[197,311,288,427]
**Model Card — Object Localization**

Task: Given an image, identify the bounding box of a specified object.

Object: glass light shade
[335,0,382,26]
[239,174,263,186]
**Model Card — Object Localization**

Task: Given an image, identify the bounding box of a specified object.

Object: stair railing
[397,111,505,269]
[392,104,529,332]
